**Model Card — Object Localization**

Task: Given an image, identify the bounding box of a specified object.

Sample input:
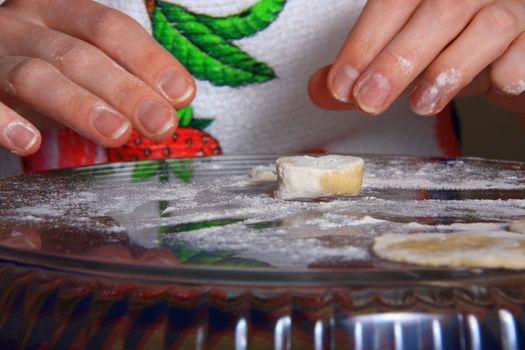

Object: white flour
[1,156,524,267]
[503,80,525,96]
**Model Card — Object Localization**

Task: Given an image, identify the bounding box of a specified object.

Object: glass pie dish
[0,155,524,349]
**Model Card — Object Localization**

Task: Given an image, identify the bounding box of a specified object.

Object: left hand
[308,0,525,115]
[0,0,195,156]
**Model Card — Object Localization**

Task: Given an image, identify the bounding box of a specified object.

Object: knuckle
[381,48,416,75]
[89,8,133,39]
[422,0,463,24]
[477,3,520,37]
[69,90,94,111]
[57,40,98,72]
[8,58,54,89]
[134,48,159,69]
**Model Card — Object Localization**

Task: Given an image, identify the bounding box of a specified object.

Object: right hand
[0,0,196,156]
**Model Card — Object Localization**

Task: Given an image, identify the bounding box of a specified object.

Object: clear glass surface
[1,155,524,349]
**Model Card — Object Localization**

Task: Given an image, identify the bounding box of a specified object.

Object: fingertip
[327,64,360,103]
[4,122,42,156]
[172,79,196,109]
[352,72,391,116]
[170,76,196,109]
[308,65,355,111]
[134,99,181,140]
[148,116,178,142]
[101,123,133,148]
[156,67,197,108]
[20,134,42,156]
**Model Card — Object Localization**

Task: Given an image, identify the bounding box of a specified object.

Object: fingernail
[502,80,525,96]
[354,73,391,114]
[329,65,359,102]
[137,100,175,135]
[412,68,462,115]
[157,68,194,104]
[5,122,38,153]
[412,81,440,115]
[91,106,130,139]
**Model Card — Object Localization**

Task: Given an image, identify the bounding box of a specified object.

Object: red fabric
[302,148,328,155]
[57,128,98,169]
[434,103,461,157]
[23,128,106,173]
[107,129,222,163]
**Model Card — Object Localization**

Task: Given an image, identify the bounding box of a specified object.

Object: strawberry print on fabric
[109,0,287,168]
[107,106,221,162]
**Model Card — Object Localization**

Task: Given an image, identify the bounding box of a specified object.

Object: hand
[309,0,525,115]
[0,0,195,156]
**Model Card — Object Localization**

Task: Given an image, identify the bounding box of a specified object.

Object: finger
[352,0,491,115]
[0,15,177,140]
[16,0,196,107]
[490,31,525,96]
[0,56,131,148]
[0,93,64,130]
[308,65,356,111]
[327,0,423,103]
[485,32,525,113]
[411,1,524,115]
[0,101,41,155]
[12,105,62,131]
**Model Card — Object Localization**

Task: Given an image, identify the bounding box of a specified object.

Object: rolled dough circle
[373,232,525,269]
[274,155,364,200]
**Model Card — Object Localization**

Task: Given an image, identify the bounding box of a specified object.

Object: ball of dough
[274,155,364,200]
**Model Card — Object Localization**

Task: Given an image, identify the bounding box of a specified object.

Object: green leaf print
[160,218,243,234]
[64,165,115,185]
[158,159,171,183]
[131,159,194,183]
[152,1,280,86]
[194,0,286,40]
[217,256,271,268]
[176,105,214,130]
[176,105,193,126]
[167,158,193,183]
[159,218,243,263]
[131,161,159,181]
[187,118,214,130]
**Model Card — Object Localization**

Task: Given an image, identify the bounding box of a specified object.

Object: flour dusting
[0,156,524,268]
[503,80,525,96]
[436,68,461,88]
